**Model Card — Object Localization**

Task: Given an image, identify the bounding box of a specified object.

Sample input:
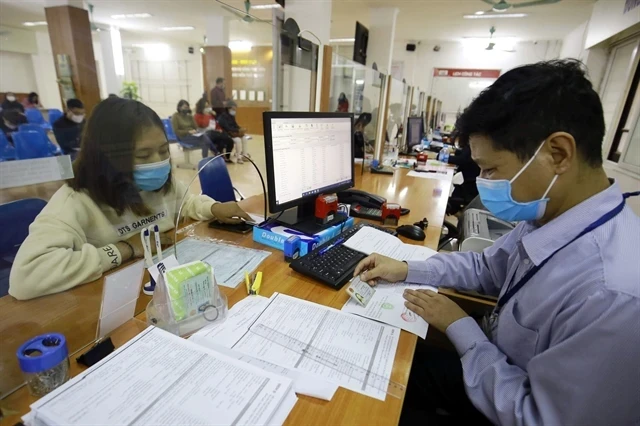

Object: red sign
[433,68,501,78]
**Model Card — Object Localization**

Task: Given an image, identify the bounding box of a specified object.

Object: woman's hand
[211,202,252,224]
[117,231,173,261]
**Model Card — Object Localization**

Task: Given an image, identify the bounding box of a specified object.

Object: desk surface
[0,165,454,424]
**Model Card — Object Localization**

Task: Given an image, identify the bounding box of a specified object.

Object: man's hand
[353,253,408,286]
[403,289,468,333]
[211,202,252,224]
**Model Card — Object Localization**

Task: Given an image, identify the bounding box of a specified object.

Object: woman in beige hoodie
[9,98,251,300]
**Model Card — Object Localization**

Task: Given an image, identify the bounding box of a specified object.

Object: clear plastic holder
[145,264,228,337]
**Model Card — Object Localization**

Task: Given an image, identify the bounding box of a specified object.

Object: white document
[343,227,438,261]
[190,296,339,401]
[192,293,400,401]
[407,168,454,181]
[27,327,294,426]
[98,260,145,338]
[0,155,73,189]
[343,278,438,339]
[248,212,266,223]
[162,237,270,288]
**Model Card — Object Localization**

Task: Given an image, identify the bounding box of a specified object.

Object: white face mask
[71,114,85,123]
[6,96,15,102]
[229,110,237,117]
[204,107,212,114]
[4,121,17,130]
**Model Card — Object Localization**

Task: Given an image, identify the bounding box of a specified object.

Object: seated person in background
[337,92,349,112]
[9,97,252,301]
[445,130,480,215]
[52,98,85,155]
[354,113,374,159]
[22,92,42,109]
[218,100,250,164]
[170,99,218,158]
[1,92,25,113]
[354,59,640,426]
[194,98,234,162]
[0,110,27,144]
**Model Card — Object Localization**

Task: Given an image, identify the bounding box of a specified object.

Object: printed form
[191,293,401,401]
[343,277,439,339]
[343,226,438,261]
[24,327,295,426]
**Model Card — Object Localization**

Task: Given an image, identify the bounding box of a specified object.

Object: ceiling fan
[484,26,516,52]
[216,0,271,24]
[481,0,561,13]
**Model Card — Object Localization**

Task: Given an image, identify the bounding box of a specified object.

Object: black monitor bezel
[263,111,355,214]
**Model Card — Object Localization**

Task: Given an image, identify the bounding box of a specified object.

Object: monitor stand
[275,200,349,235]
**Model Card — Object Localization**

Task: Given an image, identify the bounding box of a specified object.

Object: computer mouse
[396,225,426,241]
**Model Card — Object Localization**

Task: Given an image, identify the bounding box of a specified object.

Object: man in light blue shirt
[355,60,640,425]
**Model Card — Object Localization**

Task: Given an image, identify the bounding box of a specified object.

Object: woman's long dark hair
[195,98,208,115]
[177,99,189,112]
[69,98,172,216]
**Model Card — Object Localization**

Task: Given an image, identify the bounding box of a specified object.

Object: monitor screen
[264,113,354,212]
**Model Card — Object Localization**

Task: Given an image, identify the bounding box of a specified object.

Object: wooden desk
[0,165,456,424]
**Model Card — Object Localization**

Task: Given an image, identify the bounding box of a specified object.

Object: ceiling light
[23,21,47,27]
[463,13,527,19]
[251,3,282,9]
[474,11,485,15]
[111,13,152,19]
[462,37,518,51]
[329,38,355,43]
[355,79,365,85]
[159,26,195,31]
[229,40,253,52]
[110,28,125,76]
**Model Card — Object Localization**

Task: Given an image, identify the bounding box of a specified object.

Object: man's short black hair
[456,59,604,167]
[216,77,224,84]
[67,98,84,109]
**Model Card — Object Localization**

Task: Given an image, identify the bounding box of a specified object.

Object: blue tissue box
[253,217,355,257]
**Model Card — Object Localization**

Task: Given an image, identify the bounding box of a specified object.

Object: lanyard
[494,191,640,316]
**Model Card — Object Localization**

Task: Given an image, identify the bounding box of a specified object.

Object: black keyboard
[289,223,397,289]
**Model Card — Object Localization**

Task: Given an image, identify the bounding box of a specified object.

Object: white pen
[140,229,153,267]
[152,225,163,261]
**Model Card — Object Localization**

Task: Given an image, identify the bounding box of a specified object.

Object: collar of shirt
[520,180,622,266]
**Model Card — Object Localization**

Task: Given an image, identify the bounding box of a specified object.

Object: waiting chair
[25,108,52,131]
[162,119,178,142]
[0,131,16,161]
[17,124,62,156]
[48,108,63,126]
[13,131,57,160]
[0,198,47,297]
[198,156,244,203]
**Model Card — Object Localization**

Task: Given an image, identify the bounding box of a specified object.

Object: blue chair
[13,131,55,159]
[198,156,244,203]
[0,131,16,161]
[18,124,61,156]
[48,108,63,126]
[162,119,178,142]
[25,108,51,130]
[0,198,47,297]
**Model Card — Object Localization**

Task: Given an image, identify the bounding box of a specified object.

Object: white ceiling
[0,0,596,47]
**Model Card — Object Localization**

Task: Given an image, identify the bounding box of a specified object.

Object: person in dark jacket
[446,130,480,215]
[210,77,227,116]
[52,98,85,155]
[1,92,25,113]
[354,113,373,159]
[0,110,27,144]
[218,100,250,163]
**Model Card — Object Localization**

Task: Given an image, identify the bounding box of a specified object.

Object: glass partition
[430,75,496,131]
[329,52,383,159]
[279,34,318,112]
[383,78,407,163]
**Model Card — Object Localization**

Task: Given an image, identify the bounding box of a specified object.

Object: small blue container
[17,333,70,396]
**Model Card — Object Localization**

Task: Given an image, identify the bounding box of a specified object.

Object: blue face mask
[133,158,171,191]
[476,141,558,222]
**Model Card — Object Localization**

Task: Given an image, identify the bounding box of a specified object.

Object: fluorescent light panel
[251,3,282,9]
[159,26,195,31]
[111,13,152,19]
[23,21,47,27]
[463,13,527,19]
[110,28,125,76]
[330,38,355,43]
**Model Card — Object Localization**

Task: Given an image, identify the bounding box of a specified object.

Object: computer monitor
[406,116,424,153]
[263,112,354,233]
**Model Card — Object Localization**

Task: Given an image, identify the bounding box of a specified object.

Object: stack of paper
[190,292,401,401]
[342,226,438,261]
[22,327,297,426]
